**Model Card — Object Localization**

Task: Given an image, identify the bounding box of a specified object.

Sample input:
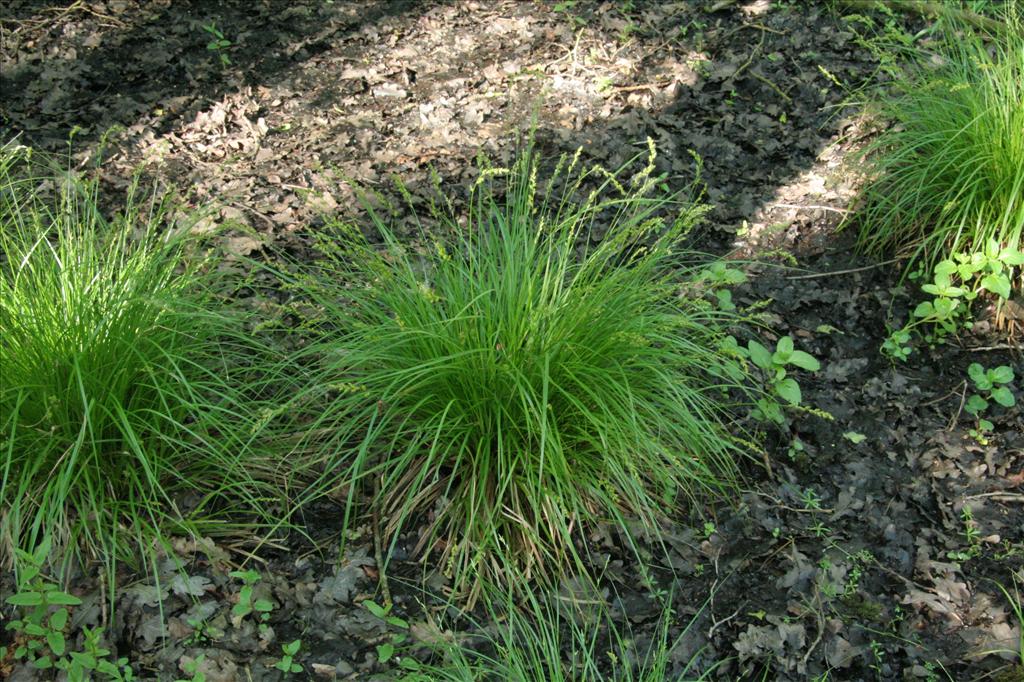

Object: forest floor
[1,1,1022,680]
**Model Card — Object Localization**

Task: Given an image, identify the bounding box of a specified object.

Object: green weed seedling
[229,570,273,631]
[184,617,224,646]
[273,639,303,674]
[947,506,983,562]
[727,335,821,424]
[4,538,81,671]
[964,363,1016,444]
[884,244,1024,361]
[700,261,747,312]
[202,22,232,66]
[62,626,134,681]
[363,600,411,667]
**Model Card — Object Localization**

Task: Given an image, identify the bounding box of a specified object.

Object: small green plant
[869,639,886,674]
[800,487,823,510]
[61,626,134,681]
[202,22,232,66]
[881,244,1024,360]
[947,506,983,561]
[726,335,821,424]
[272,640,303,674]
[363,600,410,665]
[964,363,1016,443]
[4,538,81,671]
[229,569,274,631]
[698,261,747,312]
[183,617,224,646]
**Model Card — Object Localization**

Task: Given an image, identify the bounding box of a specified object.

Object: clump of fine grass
[851,4,1024,286]
[294,140,752,596]
[401,585,720,681]
[0,142,296,580]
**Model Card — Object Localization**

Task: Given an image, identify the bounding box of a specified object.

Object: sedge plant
[397,583,722,681]
[291,139,753,598]
[0,141,299,586]
[850,3,1024,292]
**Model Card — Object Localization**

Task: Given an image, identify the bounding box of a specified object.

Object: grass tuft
[850,4,1024,286]
[293,140,752,596]
[402,585,721,681]
[0,141,296,580]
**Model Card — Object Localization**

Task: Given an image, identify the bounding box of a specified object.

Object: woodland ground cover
[1,1,1022,680]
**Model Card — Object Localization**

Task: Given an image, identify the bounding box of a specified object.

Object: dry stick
[946,381,968,431]
[801,591,826,669]
[785,258,901,280]
[752,72,792,102]
[224,199,277,231]
[963,492,1024,503]
[920,379,966,408]
[729,26,767,86]
[772,203,851,214]
[960,344,1020,352]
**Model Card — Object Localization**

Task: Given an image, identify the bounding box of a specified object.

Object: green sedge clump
[0,142,295,581]
[293,140,754,597]
[851,5,1024,291]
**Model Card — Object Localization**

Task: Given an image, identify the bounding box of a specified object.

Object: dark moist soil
[2,1,1021,680]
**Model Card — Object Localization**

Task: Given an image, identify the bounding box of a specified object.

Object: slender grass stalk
[0,141,300,583]
[291,140,752,597]
[851,3,1024,287]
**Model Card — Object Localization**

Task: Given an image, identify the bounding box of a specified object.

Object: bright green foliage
[852,5,1024,292]
[4,537,134,678]
[881,242,1023,360]
[964,362,1016,444]
[202,22,232,66]
[363,600,409,664]
[175,654,207,682]
[229,569,274,631]
[0,142,296,581]
[273,640,303,674]
[4,537,81,671]
[63,626,135,681]
[293,141,753,595]
[725,335,820,424]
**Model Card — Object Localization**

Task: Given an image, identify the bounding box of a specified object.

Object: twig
[785,258,901,280]
[960,344,1018,352]
[750,491,834,514]
[730,28,766,84]
[751,72,792,102]
[945,381,968,431]
[707,605,742,639]
[771,203,850,214]
[962,493,1024,503]
[920,379,966,408]
[224,199,277,230]
[610,81,674,93]
[800,593,826,669]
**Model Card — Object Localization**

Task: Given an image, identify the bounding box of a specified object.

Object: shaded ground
[2,1,1021,680]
